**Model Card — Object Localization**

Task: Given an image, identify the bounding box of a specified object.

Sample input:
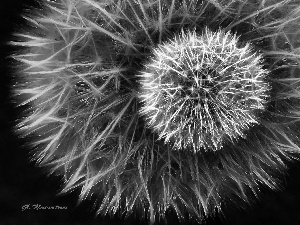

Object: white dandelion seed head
[138,27,271,152]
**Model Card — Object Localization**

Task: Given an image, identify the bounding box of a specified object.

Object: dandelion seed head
[10,0,300,224]
[138,27,271,152]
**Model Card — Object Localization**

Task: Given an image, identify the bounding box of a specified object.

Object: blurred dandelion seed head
[138,27,271,152]
[9,0,300,224]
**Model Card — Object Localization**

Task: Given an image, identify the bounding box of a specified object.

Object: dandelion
[138,27,271,152]
[10,0,300,224]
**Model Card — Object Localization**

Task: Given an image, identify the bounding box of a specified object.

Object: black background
[1,0,300,224]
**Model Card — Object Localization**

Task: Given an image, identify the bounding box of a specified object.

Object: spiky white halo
[138,27,271,152]
[10,0,300,224]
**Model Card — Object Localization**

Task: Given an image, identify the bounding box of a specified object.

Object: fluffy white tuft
[138,27,271,152]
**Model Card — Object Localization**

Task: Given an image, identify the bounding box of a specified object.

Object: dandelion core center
[180,68,219,99]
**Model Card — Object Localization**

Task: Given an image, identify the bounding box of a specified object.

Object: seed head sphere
[9,0,300,224]
[138,28,270,152]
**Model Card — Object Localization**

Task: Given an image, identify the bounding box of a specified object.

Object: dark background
[1,0,300,224]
